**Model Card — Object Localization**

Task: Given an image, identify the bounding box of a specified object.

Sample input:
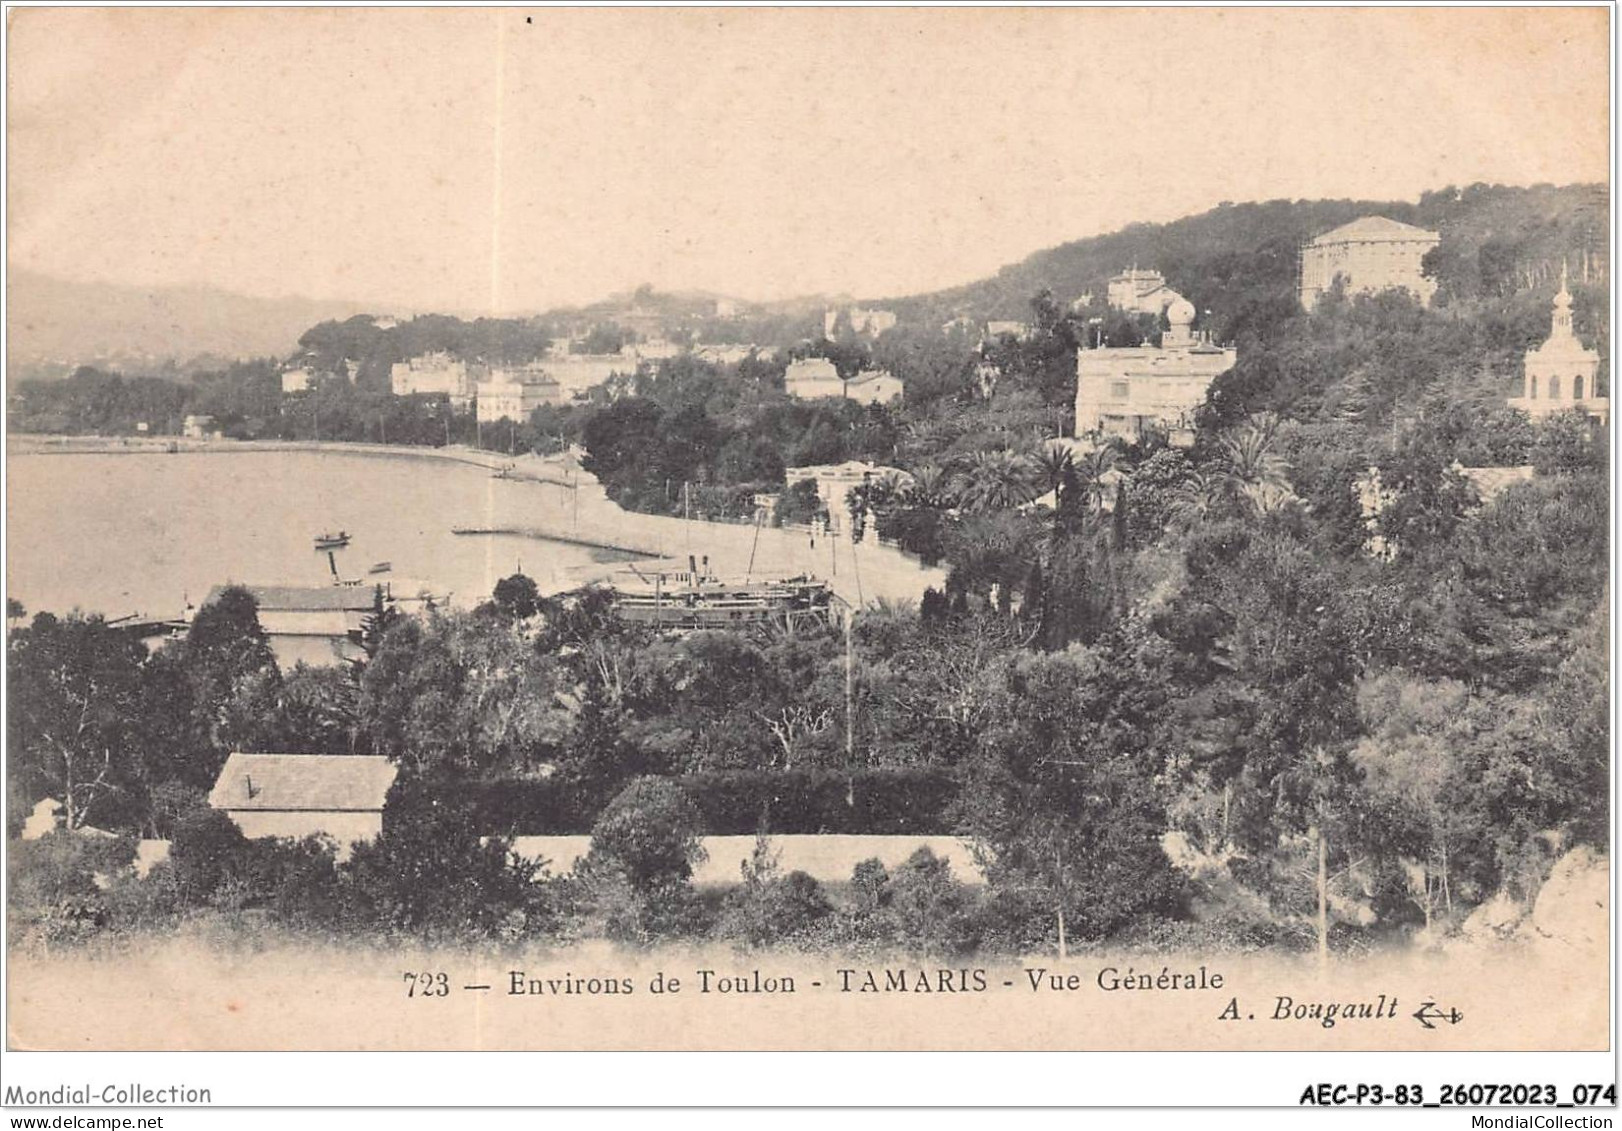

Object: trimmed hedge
[462,768,961,836]
[465,778,585,835]
[681,768,959,835]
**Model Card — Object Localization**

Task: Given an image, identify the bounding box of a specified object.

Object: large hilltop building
[1508,267,1608,426]
[1074,298,1236,446]
[1299,216,1440,310]
[1108,268,1178,314]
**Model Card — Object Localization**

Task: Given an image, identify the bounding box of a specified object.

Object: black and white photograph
[1,3,1612,1106]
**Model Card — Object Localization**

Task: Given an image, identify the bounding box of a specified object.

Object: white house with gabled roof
[209,753,397,859]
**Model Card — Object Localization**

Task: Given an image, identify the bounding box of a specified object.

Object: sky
[6,6,1611,316]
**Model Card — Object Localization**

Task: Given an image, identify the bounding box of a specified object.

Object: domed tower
[1163,296,1197,349]
[1513,262,1606,424]
[1074,287,1236,447]
[1550,262,1576,336]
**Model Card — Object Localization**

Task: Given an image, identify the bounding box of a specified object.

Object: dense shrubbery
[464,779,584,834]
[579,379,904,519]
[4,780,553,949]
[339,781,549,941]
[681,769,959,835]
[558,777,709,944]
[464,768,959,835]
[718,859,835,947]
[7,832,143,943]
[711,845,988,956]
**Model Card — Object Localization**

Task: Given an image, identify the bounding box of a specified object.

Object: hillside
[11,183,1605,377]
[6,270,389,371]
[884,183,1609,342]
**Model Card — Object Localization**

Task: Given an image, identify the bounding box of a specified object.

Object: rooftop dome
[1167,297,1196,325]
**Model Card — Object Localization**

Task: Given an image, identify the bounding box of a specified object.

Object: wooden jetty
[450,525,660,558]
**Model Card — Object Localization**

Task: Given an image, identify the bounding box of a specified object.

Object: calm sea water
[5,449,614,620]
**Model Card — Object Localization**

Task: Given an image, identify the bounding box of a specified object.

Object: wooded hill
[883,183,1609,341]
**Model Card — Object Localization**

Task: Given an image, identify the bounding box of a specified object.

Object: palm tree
[902,418,949,453]
[1033,442,1075,500]
[869,469,910,504]
[1218,414,1295,514]
[1169,468,1226,533]
[1071,445,1120,515]
[955,449,1041,512]
[867,595,918,620]
[903,463,953,509]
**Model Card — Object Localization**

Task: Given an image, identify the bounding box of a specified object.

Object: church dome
[1167,297,1196,325]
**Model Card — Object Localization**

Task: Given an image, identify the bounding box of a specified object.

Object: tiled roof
[1312,216,1440,244]
[847,369,898,386]
[204,585,381,612]
[209,753,397,812]
[255,609,363,637]
[786,357,839,377]
[1455,465,1535,502]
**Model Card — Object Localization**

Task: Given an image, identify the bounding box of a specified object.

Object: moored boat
[608,556,833,632]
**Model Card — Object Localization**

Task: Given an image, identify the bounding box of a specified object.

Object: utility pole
[1317,824,1329,973]
[844,601,855,807]
[1056,842,1069,960]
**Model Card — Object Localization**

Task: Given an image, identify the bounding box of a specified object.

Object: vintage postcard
[2,4,1612,1100]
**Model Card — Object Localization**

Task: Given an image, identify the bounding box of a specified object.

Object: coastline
[8,434,946,607]
[7,433,524,474]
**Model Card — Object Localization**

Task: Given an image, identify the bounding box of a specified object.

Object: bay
[5,448,613,620]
